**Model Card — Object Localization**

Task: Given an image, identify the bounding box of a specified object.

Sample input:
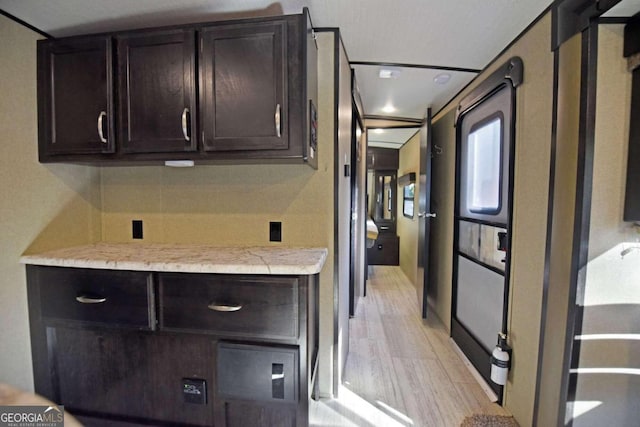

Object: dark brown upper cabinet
[200,21,287,152]
[117,29,197,154]
[37,36,115,157]
[366,147,399,170]
[35,10,317,167]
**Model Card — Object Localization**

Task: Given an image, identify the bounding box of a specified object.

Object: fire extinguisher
[490,332,512,386]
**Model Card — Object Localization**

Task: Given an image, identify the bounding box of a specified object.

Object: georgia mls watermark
[0,405,64,427]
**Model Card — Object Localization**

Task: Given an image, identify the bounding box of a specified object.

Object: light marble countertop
[20,243,328,275]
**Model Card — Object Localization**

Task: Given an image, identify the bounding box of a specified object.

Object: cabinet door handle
[418,212,437,218]
[275,103,282,138]
[208,302,243,312]
[76,295,107,304]
[97,111,107,144]
[181,107,190,141]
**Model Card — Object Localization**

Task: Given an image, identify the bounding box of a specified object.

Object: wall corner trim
[0,9,54,39]
[551,0,621,50]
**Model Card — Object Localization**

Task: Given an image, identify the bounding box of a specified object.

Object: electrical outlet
[269,222,282,242]
[132,220,143,239]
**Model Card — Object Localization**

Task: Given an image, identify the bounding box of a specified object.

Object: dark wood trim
[502,69,519,342]
[599,17,631,24]
[421,108,433,318]
[311,27,340,32]
[455,57,523,125]
[623,69,640,219]
[0,8,54,39]
[349,69,359,317]
[313,27,351,65]
[352,69,365,125]
[533,43,560,427]
[302,7,318,51]
[561,22,598,427]
[397,172,416,186]
[363,114,423,124]
[350,61,480,74]
[367,124,421,130]
[624,12,640,57]
[552,0,620,49]
[331,27,341,398]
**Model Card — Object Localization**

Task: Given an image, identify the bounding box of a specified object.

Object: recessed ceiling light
[379,68,401,79]
[373,128,384,134]
[382,103,396,113]
[433,73,451,85]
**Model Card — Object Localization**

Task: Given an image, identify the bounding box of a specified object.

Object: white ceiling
[603,0,640,17]
[0,0,553,125]
[368,127,420,149]
[352,64,477,119]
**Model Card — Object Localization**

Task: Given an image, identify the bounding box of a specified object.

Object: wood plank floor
[310,266,508,427]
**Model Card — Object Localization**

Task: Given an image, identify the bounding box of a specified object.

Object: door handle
[418,212,437,218]
[97,111,107,144]
[181,107,190,141]
[275,103,282,138]
[76,295,107,304]
[208,302,243,312]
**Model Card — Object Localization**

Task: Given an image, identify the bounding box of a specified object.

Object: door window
[467,114,503,214]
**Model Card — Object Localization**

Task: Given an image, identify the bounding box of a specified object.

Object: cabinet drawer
[159,274,299,339]
[217,342,298,403]
[35,267,154,329]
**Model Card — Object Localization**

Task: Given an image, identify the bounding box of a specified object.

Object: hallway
[311,266,508,426]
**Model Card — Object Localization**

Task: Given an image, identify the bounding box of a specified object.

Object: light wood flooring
[310,266,508,427]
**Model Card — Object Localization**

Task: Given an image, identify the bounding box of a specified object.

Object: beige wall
[397,132,420,286]
[431,13,554,426]
[0,16,102,390]
[589,25,633,260]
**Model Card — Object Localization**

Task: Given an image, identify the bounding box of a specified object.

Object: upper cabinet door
[200,21,288,152]
[118,30,197,153]
[38,37,115,156]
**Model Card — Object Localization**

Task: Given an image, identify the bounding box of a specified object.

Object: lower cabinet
[216,343,300,427]
[26,266,318,427]
[367,233,400,265]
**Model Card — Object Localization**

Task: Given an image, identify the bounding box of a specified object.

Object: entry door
[416,109,433,318]
[451,66,519,401]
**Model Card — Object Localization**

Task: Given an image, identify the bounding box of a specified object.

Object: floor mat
[460,414,519,427]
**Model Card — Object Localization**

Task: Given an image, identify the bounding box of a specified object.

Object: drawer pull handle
[181,107,190,141]
[97,111,107,143]
[275,103,282,138]
[208,303,243,312]
[76,295,107,304]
